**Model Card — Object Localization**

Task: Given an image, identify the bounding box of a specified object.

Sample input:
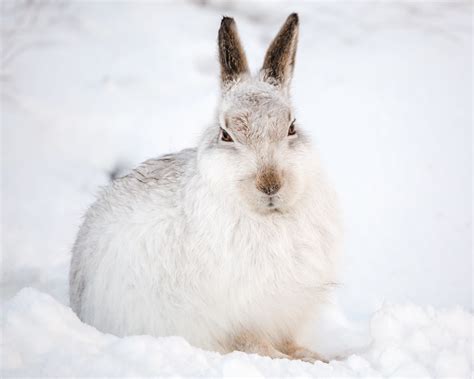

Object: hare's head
[199,14,315,214]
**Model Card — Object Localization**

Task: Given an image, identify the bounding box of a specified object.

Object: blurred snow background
[1,0,472,376]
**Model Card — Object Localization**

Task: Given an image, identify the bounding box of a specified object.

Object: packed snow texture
[1,0,472,377]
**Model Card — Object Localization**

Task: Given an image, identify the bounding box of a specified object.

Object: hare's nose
[258,183,281,196]
[256,168,282,196]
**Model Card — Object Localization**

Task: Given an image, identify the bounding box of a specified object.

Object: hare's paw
[229,332,291,360]
[278,340,328,364]
[290,347,328,364]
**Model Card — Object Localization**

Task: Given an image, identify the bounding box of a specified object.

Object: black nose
[258,183,281,196]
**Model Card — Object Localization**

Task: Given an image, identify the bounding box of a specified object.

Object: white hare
[70,13,342,363]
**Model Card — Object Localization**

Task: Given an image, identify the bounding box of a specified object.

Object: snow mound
[2,288,472,377]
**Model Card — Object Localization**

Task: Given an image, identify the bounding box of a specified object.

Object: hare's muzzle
[256,167,282,196]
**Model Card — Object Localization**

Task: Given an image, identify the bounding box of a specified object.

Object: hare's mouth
[266,196,282,212]
[250,197,284,215]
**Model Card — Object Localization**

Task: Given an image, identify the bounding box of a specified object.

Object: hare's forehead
[220,87,292,129]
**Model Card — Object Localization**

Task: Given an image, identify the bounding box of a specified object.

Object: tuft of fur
[69,13,342,362]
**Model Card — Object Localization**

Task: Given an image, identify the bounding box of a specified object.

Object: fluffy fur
[69,13,342,362]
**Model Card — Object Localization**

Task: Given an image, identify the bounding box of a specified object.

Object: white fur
[70,17,342,354]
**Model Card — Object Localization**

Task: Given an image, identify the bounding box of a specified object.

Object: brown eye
[288,120,296,136]
[221,128,233,142]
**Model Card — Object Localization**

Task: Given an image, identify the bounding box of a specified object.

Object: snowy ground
[1,0,472,377]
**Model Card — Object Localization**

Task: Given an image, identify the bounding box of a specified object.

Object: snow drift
[2,288,472,377]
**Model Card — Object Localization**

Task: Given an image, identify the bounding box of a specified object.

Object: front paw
[290,348,328,364]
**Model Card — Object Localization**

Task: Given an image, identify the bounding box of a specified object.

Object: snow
[1,0,472,377]
[3,288,472,377]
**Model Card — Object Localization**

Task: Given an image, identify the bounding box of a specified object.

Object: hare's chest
[174,211,336,345]
[204,216,327,303]
[197,219,324,336]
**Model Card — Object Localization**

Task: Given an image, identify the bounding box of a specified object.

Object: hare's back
[125,148,195,188]
[103,148,196,215]
[69,149,196,321]
[85,147,196,234]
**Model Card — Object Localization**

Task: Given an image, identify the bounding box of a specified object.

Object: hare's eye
[288,120,296,136]
[221,128,234,142]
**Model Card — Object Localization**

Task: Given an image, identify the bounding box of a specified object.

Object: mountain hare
[70,13,341,363]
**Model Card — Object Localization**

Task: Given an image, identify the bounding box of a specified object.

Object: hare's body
[70,14,342,361]
[70,147,340,352]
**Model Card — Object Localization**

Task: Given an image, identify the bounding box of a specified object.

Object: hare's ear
[260,13,299,90]
[218,17,249,90]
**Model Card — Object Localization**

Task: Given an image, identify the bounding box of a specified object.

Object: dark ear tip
[221,16,235,28]
[287,13,299,25]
